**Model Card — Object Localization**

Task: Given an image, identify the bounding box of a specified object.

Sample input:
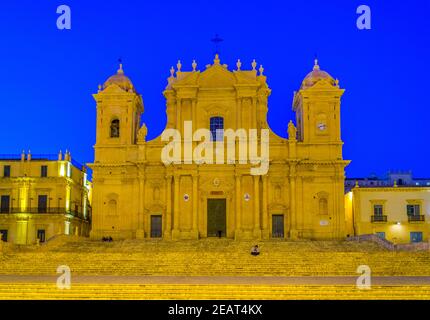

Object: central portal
[207,198,226,237]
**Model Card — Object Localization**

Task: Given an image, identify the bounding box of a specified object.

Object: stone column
[164,175,172,239]
[252,98,257,130]
[192,174,199,238]
[262,175,269,239]
[236,98,242,129]
[336,166,346,239]
[136,172,145,239]
[235,174,242,239]
[253,175,261,238]
[176,99,182,132]
[289,164,298,239]
[296,175,303,233]
[172,174,180,239]
[192,99,197,126]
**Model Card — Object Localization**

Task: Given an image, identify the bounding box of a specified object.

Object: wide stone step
[2,238,430,278]
[1,284,430,300]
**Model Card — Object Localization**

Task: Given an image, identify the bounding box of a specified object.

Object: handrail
[0,207,86,218]
[408,215,425,222]
[371,215,387,222]
[347,234,430,251]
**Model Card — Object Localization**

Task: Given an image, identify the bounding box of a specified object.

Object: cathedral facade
[89,54,349,240]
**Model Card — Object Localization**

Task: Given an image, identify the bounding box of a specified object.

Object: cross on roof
[211,34,223,54]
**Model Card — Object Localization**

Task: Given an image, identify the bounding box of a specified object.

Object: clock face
[317,122,327,131]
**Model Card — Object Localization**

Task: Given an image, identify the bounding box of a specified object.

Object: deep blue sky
[0,1,429,178]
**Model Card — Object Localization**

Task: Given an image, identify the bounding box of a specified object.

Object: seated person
[251,245,260,256]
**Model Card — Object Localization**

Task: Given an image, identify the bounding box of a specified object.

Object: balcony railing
[408,215,425,222]
[31,154,59,161]
[0,154,89,174]
[0,154,22,160]
[0,207,85,218]
[371,215,387,222]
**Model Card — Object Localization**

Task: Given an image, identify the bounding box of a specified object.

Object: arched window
[110,119,120,138]
[210,116,224,141]
[108,199,117,216]
[319,198,328,215]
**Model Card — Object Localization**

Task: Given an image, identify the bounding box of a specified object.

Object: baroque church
[88,54,349,240]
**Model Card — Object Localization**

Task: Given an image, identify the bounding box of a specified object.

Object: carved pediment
[145,201,166,213]
[200,176,234,192]
[100,83,130,94]
[204,104,230,118]
[198,65,236,88]
[305,79,343,92]
[268,202,288,211]
[166,56,268,92]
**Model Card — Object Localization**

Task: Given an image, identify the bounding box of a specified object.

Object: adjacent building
[0,151,92,244]
[345,185,430,243]
[345,171,430,192]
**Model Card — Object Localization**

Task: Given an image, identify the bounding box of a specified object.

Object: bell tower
[293,59,344,159]
[93,63,143,163]
[291,59,348,240]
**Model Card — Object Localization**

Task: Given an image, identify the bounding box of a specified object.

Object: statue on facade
[288,120,297,141]
[138,123,148,143]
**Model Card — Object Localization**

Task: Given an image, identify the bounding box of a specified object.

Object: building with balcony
[345,185,430,244]
[0,151,92,244]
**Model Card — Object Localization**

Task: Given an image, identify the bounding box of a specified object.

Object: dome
[301,59,336,89]
[103,64,135,92]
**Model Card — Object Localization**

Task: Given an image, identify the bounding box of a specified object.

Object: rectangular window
[38,195,48,213]
[3,165,10,177]
[410,232,423,243]
[407,204,420,216]
[0,230,7,242]
[0,195,10,213]
[41,166,48,177]
[37,229,46,243]
[373,204,383,216]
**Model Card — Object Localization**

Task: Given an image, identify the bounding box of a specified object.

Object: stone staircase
[347,234,430,251]
[1,238,430,277]
[1,283,430,300]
